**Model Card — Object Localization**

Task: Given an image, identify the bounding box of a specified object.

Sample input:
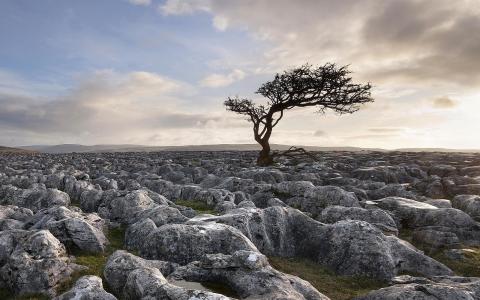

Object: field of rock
[0,150,480,299]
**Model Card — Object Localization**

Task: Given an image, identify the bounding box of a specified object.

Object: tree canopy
[225,63,374,166]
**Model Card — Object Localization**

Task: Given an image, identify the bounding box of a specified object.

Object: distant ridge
[19,143,384,153]
[0,146,37,154]
[394,148,480,153]
[19,144,138,154]
[16,143,480,154]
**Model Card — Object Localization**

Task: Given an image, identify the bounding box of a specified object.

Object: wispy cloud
[165,0,480,87]
[158,0,210,15]
[200,69,245,87]
[0,70,249,145]
[313,130,327,137]
[368,127,405,133]
[432,97,458,109]
[127,0,151,6]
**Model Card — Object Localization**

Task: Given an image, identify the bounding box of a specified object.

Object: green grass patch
[56,226,126,295]
[175,199,217,215]
[398,229,480,277]
[269,256,386,300]
[397,229,414,243]
[432,248,480,277]
[271,190,292,200]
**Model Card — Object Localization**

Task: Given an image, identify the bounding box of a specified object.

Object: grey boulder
[98,189,157,223]
[319,205,398,235]
[355,275,480,300]
[169,250,329,300]
[187,207,452,281]
[0,205,33,230]
[0,229,81,297]
[26,206,108,253]
[54,275,117,300]
[452,194,480,221]
[0,185,70,212]
[134,222,259,265]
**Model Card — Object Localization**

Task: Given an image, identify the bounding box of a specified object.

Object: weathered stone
[0,230,81,297]
[187,207,452,281]
[424,199,452,208]
[371,197,480,245]
[26,206,108,253]
[412,228,460,249]
[55,275,117,300]
[0,185,70,212]
[319,206,398,234]
[124,267,232,300]
[137,223,259,265]
[356,275,480,300]
[103,250,180,295]
[79,188,104,213]
[169,250,329,300]
[429,165,458,177]
[0,205,33,229]
[452,194,480,221]
[98,189,157,223]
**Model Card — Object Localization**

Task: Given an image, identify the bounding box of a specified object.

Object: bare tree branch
[224,63,374,166]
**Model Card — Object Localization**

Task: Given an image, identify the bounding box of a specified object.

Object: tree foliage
[224,63,374,166]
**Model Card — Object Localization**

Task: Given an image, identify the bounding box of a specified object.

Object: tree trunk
[257,141,273,166]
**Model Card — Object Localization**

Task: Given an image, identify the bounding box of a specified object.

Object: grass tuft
[269,256,386,300]
[56,226,126,295]
[271,190,292,200]
[432,248,480,277]
[175,199,217,215]
[399,229,480,277]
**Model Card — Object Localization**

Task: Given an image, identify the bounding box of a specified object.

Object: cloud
[0,68,262,146]
[313,130,327,137]
[127,0,151,6]
[163,0,480,87]
[432,97,458,109]
[360,1,480,86]
[159,0,210,15]
[368,127,404,133]
[347,134,395,140]
[200,69,246,87]
[0,70,240,144]
[213,16,229,31]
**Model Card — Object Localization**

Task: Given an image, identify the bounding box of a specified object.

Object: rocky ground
[0,150,479,299]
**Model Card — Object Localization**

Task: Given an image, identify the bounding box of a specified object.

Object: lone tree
[224,63,374,166]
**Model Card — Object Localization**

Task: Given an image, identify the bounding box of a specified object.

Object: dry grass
[399,229,480,277]
[269,256,386,300]
[175,199,217,215]
[432,248,480,277]
[55,226,126,295]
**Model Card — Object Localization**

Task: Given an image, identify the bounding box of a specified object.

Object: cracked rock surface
[0,150,479,299]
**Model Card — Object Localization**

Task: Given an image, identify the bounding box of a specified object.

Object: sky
[0,0,479,149]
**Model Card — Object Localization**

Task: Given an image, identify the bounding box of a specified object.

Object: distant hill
[19,143,385,153]
[20,144,138,154]
[17,144,480,154]
[0,146,37,154]
[395,148,480,153]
